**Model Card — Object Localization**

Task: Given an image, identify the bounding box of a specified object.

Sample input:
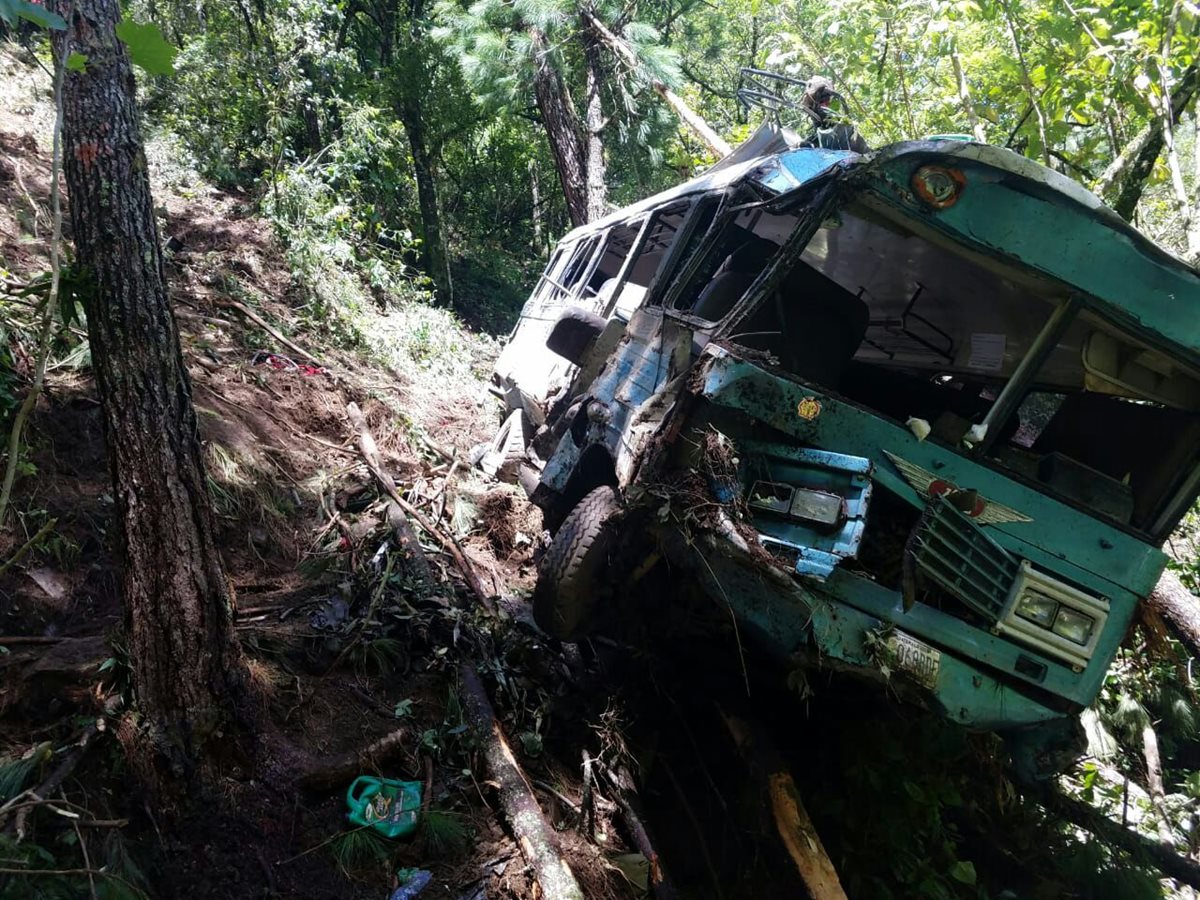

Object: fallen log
[1146,569,1200,660]
[346,402,494,613]
[296,727,409,791]
[460,664,584,900]
[386,501,435,593]
[720,711,848,900]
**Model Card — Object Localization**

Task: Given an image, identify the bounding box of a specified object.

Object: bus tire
[533,486,622,641]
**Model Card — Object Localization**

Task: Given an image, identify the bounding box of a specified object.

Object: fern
[357,637,406,675]
[0,742,51,802]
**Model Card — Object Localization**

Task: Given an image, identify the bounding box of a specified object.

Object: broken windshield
[674,191,1200,537]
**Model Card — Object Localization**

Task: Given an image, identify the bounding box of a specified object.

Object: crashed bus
[483,80,1200,779]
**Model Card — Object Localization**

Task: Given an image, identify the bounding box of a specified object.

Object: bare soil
[0,47,643,899]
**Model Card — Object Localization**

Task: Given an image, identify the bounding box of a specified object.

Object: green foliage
[0,741,50,801]
[115,17,177,75]
[330,826,391,877]
[0,0,66,30]
[418,808,471,857]
[0,831,149,899]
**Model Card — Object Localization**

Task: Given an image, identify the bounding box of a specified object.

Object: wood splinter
[460,664,584,900]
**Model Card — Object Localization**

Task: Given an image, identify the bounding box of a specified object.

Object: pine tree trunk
[581,26,608,222]
[52,0,244,774]
[530,27,590,227]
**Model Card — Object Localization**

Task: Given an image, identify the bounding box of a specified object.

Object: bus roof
[557,128,1200,361]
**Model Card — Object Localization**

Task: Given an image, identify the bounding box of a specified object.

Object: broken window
[601,198,708,320]
[760,196,1200,536]
[981,315,1200,534]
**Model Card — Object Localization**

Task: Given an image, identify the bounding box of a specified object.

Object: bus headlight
[1015,591,1057,627]
[1052,607,1097,646]
[994,561,1109,671]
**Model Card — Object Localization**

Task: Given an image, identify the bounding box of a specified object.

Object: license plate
[886,631,941,690]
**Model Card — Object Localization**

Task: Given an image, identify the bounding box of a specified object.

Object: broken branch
[460,664,584,900]
[346,402,494,613]
[216,298,323,366]
[600,762,678,899]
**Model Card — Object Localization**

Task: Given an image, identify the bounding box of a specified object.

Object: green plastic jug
[346,776,423,839]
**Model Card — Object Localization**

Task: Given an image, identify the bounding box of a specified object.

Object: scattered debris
[252,349,328,376]
[389,868,433,899]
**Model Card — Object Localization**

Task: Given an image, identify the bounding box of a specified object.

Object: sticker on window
[967,333,1006,372]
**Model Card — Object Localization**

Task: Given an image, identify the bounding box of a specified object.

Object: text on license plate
[886,631,941,690]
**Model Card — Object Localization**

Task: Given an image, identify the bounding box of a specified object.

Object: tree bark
[1097,62,1200,220]
[581,23,609,222]
[51,0,244,775]
[460,664,585,899]
[530,26,590,227]
[1147,569,1200,659]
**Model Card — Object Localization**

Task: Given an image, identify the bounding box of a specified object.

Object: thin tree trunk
[999,0,1051,166]
[529,157,544,255]
[399,92,454,304]
[582,24,609,222]
[397,1,453,304]
[1096,61,1200,219]
[530,27,590,227]
[51,0,244,775]
[580,9,731,158]
[893,38,917,138]
[950,40,986,143]
[1142,721,1177,847]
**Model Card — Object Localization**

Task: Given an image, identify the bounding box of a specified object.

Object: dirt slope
[0,44,635,900]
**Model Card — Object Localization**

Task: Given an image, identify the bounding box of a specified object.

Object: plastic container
[345,776,423,839]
